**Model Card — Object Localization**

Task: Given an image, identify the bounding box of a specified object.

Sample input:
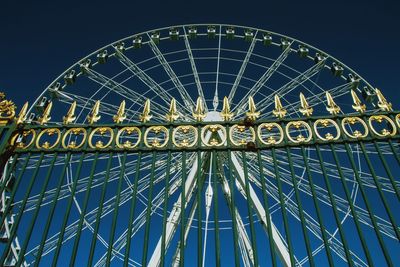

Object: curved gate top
[0,24,399,267]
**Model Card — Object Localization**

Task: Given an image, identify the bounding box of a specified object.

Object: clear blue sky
[1,0,399,108]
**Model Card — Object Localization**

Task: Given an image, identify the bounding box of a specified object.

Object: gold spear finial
[193,97,206,121]
[221,96,234,121]
[15,102,29,125]
[139,99,152,123]
[350,90,366,113]
[63,101,77,125]
[38,101,52,125]
[375,88,392,111]
[87,100,101,124]
[166,98,179,122]
[326,92,341,115]
[245,96,260,121]
[113,100,126,124]
[299,93,313,116]
[272,94,287,119]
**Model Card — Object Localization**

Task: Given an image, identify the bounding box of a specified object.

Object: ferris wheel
[1,24,399,267]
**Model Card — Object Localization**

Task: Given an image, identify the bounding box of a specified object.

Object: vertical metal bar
[0,152,43,264]
[314,144,354,266]
[240,150,259,267]
[227,149,240,267]
[16,153,58,266]
[212,150,221,267]
[87,153,114,266]
[299,146,334,266]
[270,147,296,267]
[197,149,203,267]
[105,152,127,266]
[69,152,100,266]
[123,152,142,266]
[284,147,315,267]
[50,152,86,267]
[387,139,400,166]
[359,142,400,240]
[179,151,187,267]
[329,144,374,266]
[0,155,18,192]
[141,151,157,266]
[33,153,72,266]
[343,142,393,266]
[372,140,400,201]
[160,151,172,267]
[0,153,31,226]
[256,150,278,267]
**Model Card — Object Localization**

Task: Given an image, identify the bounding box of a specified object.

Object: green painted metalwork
[1,95,400,266]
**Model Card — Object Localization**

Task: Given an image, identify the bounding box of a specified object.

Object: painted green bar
[227,149,240,267]
[387,139,400,165]
[141,151,157,266]
[343,143,394,266]
[299,146,335,266]
[105,152,127,266]
[50,153,86,267]
[359,142,400,240]
[212,150,221,267]
[123,152,142,266]
[372,141,400,201]
[16,153,58,266]
[160,151,172,267]
[284,147,315,267]
[314,144,354,266]
[329,144,374,267]
[87,153,114,266]
[0,153,44,264]
[0,153,31,227]
[179,151,187,267]
[256,150,278,267]
[270,148,296,267]
[196,149,203,267]
[69,152,100,266]
[240,150,259,267]
[33,153,72,266]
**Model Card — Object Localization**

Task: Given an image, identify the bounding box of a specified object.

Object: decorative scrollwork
[11,129,36,149]
[229,124,255,146]
[396,114,400,129]
[341,117,369,139]
[286,121,312,143]
[257,122,284,145]
[36,128,61,149]
[88,127,114,149]
[201,124,226,147]
[62,128,87,149]
[172,125,198,148]
[368,115,396,137]
[0,92,16,125]
[313,119,340,141]
[144,126,169,148]
[116,127,141,149]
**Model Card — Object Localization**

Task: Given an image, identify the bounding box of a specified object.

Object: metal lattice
[0,24,399,267]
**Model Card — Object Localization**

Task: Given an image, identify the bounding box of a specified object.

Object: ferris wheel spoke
[145,33,195,112]
[83,67,171,119]
[217,171,256,266]
[257,59,326,115]
[285,82,352,117]
[232,42,293,117]
[228,30,259,102]
[95,169,184,267]
[182,27,207,111]
[257,152,398,240]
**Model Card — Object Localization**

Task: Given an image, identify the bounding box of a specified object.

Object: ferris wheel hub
[204,111,222,122]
